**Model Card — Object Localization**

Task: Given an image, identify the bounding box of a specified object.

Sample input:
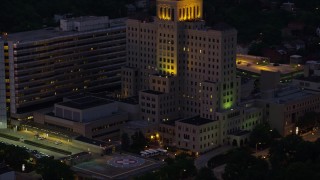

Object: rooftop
[2,23,125,43]
[63,16,108,22]
[161,118,181,126]
[66,93,139,105]
[268,87,319,104]
[57,96,113,110]
[237,57,303,75]
[179,116,215,126]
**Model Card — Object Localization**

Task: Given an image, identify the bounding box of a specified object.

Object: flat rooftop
[161,118,182,126]
[179,116,215,126]
[57,96,113,110]
[237,58,303,75]
[141,90,164,95]
[64,16,108,22]
[2,25,125,43]
[66,93,139,105]
[268,88,319,104]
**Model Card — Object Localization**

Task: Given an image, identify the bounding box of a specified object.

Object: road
[194,145,234,169]
[213,164,226,180]
[302,129,320,142]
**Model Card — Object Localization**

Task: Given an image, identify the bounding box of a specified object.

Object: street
[194,145,234,169]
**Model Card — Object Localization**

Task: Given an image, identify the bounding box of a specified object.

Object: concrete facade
[122,0,262,153]
[259,87,320,136]
[34,96,131,140]
[293,61,320,92]
[0,16,127,122]
[0,43,7,128]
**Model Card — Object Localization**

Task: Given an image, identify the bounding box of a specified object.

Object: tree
[196,167,217,180]
[223,148,269,180]
[130,131,147,153]
[284,162,315,180]
[36,157,74,180]
[0,143,33,172]
[296,111,319,133]
[121,133,130,151]
[269,135,304,168]
[249,123,280,148]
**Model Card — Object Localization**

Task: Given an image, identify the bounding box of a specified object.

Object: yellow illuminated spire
[157,0,203,21]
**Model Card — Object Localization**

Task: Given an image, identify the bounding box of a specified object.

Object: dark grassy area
[0,133,20,141]
[24,140,72,155]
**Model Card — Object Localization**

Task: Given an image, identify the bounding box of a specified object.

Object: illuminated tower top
[157,0,203,21]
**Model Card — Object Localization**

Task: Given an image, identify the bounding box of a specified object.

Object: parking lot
[236,58,303,75]
[0,129,86,159]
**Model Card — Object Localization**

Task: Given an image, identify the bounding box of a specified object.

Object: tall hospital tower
[122,0,263,153]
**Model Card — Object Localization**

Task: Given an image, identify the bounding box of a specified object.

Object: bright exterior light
[223,102,233,109]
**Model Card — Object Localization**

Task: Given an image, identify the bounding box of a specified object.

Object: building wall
[34,112,128,140]
[117,101,140,121]
[175,120,219,154]
[2,22,126,121]
[139,90,179,124]
[124,9,238,121]
[215,106,262,145]
[122,1,257,152]
[293,79,320,92]
[60,16,110,32]
[54,102,118,123]
[0,43,7,128]
[260,93,320,136]
[260,71,281,92]
[122,19,158,97]
[159,123,175,147]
